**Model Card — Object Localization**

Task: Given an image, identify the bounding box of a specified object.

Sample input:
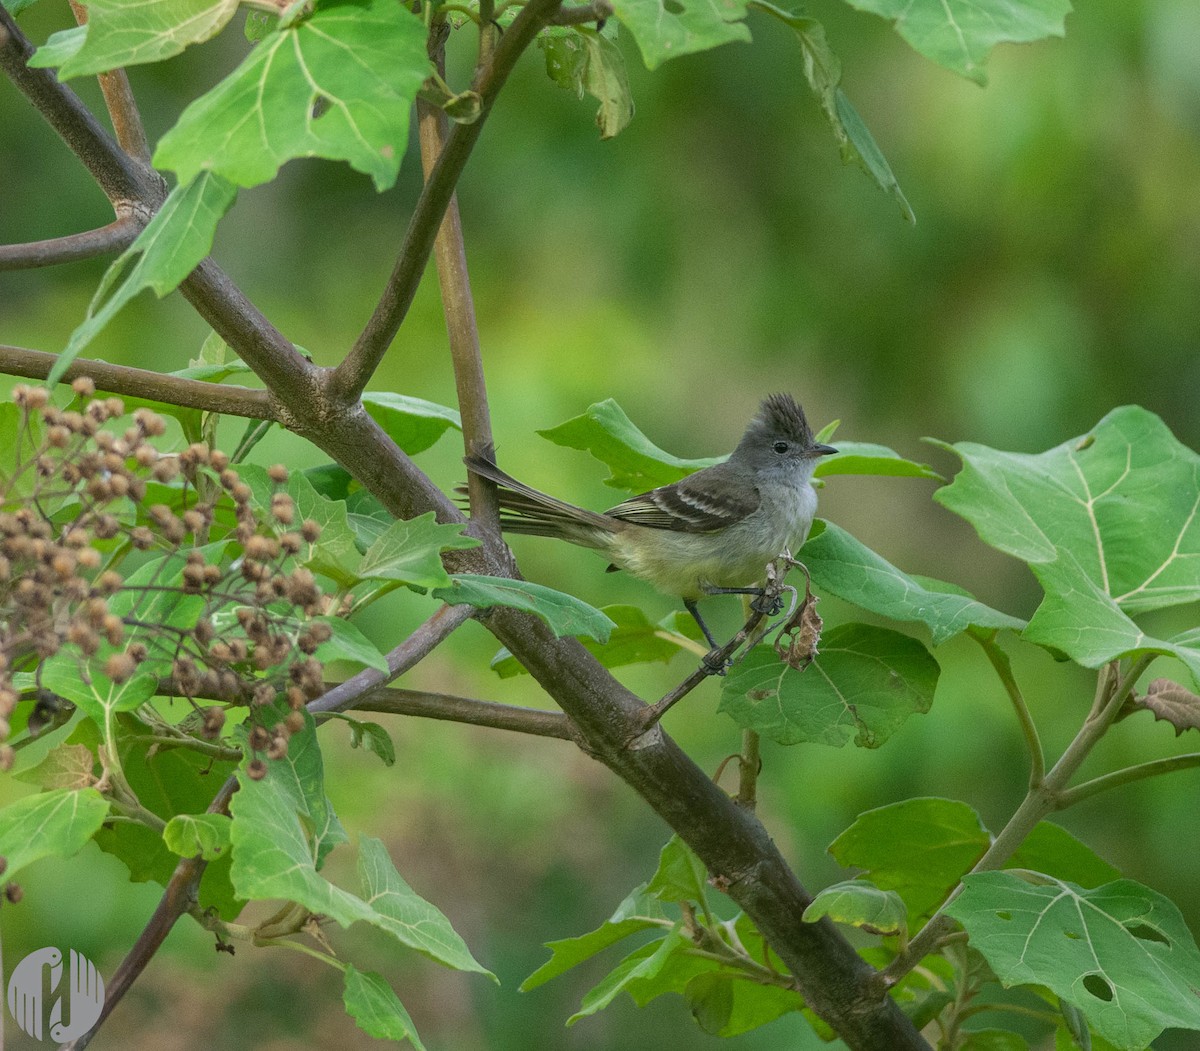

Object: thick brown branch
[0,7,163,208]
[0,343,277,419]
[332,0,565,401]
[0,218,139,270]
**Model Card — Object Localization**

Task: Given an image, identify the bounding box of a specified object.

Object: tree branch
[331,0,565,402]
[1056,752,1200,809]
[417,51,501,536]
[308,603,476,715]
[0,218,139,270]
[550,0,613,25]
[0,7,163,208]
[0,343,278,418]
[351,687,575,740]
[62,776,240,1051]
[67,0,151,163]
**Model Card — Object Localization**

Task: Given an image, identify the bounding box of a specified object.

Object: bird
[463,393,837,653]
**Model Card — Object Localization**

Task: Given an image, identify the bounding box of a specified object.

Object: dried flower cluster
[0,379,334,770]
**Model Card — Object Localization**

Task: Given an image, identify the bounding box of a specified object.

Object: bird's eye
[773,441,789,454]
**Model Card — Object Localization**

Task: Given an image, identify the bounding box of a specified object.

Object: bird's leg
[700,583,784,617]
[683,599,729,675]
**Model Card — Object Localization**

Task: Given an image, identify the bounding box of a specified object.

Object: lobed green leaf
[0,788,110,881]
[842,0,1072,85]
[718,624,939,748]
[947,872,1200,1049]
[361,392,462,455]
[357,513,479,590]
[802,879,907,936]
[153,0,430,191]
[30,0,240,80]
[163,812,233,861]
[611,0,750,70]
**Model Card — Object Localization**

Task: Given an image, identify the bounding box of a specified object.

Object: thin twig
[417,48,501,537]
[971,629,1044,788]
[332,0,565,401]
[68,0,151,162]
[0,7,163,207]
[308,603,476,714]
[352,687,575,740]
[0,218,139,270]
[1056,752,1200,809]
[737,729,760,810]
[0,344,278,418]
[876,653,1157,992]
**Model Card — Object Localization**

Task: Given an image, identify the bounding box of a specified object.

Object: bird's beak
[812,443,838,457]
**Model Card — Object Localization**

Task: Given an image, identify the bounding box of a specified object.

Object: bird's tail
[462,453,619,549]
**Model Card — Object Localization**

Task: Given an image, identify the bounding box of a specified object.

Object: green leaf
[802,879,908,937]
[540,26,635,139]
[361,392,462,455]
[802,521,1026,644]
[646,835,709,906]
[312,616,389,673]
[522,884,669,990]
[342,966,427,1050]
[163,812,233,861]
[842,0,1072,85]
[537,398,721,492]
[433,574,616,643]
[491,604,699,677]
[718,624,939,747]
[229,713,359,918]
[40,658,157,724]
[3,0,47,15]
[1008,822,1121,889]
[960,1032,1030,1051]
[935,407,1200,677]
[568,924,688,1023]
[946,872,1200,1049]
[49,173,237,385]
[153,0,430,190]
[12,743,95,791]
[814,441,940,479]
[29,26,88,66]
[611,0,750,69]
[358,836,494,978]
[749,5,914,222]
[0,789,110,881]
[828,797,989,919]
[335,715,396,766]
[357,513,479,590]
[30,0,240,79]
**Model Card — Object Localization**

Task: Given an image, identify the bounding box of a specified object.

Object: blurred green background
[3,0,1200,1047]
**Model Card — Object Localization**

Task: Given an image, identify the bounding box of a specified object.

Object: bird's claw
[702,649,730,676]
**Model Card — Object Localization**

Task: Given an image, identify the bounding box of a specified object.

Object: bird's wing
[605,464,760,533]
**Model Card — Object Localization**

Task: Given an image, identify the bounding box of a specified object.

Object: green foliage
[947,872,1200,1049]
[434,574,617,642]
[48,173,237,384]
[153,0,430,191]
[33,0,242,79]
[803,520,1026,644]
[163,812,233,860]
[842,0,1073,85]
[0,788,110,881]
[718,625,940,747]
[361,392,462,455]
[539,26,634,139]
[490,604,701,676]
[357,513,480,590]
[936,406,1200,682]
[342,965,428,1049]
[801,879,907,937]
